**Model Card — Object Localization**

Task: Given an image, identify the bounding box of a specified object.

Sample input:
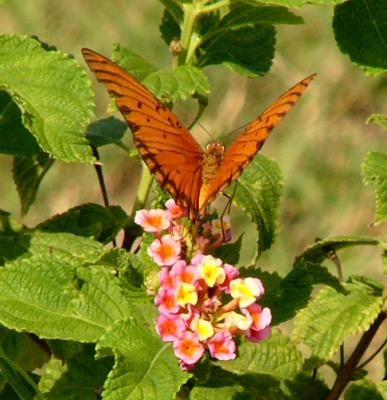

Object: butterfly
[82,48,315,221]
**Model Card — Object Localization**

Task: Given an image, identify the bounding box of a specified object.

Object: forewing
[199,74,316,213]
[82,48,203,218]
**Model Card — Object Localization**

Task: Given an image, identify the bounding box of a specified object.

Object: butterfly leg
[219,183,238,242]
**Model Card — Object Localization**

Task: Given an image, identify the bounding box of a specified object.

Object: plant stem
[179,0,230,65]
[356,337,387,370]
[200,0,229,14]
[179,3,199,65]
[326,311,386,400]
[92,146,117,247]
[92,146,110,208]
[130,161,152,218]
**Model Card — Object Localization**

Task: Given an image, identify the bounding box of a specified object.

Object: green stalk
[131,161,153,218]
[179,2,199,65]
[0,346,42,400]
[179,0,231,65]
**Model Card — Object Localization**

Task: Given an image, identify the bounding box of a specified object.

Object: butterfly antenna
[224,122,250,139]
[198,122,216,140]
[188,97,208,130]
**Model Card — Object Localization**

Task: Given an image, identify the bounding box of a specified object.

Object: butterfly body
[82,48,315,221]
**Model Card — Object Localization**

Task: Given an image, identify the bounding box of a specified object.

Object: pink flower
[246,325,271,342]
[207,331,236,360]
[219,263,240,293]
[179,359,197,371]
[135,209,170,233]
[158,267,178,290]
[155,287,179,314]
[173,331,204,365]
[135,202,272,369]
[156,314,186,342]
[245,304,272,331]
[165,199,184,219]
[191,254,204,266]
[244,304,272,342]
[171,261,199,285]
[148,235,181,266]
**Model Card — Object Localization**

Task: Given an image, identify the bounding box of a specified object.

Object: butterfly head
[205,140,226,153]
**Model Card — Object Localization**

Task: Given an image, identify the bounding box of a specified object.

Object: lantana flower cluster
[135,199,272,370]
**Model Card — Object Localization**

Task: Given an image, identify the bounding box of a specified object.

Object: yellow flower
[176,282,198,306]
[190,315,214,341]
[224,311,252,331]
[198,255,225,287]
[230,278,263,308]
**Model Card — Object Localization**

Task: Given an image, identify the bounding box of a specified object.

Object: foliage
[0,1,385,399]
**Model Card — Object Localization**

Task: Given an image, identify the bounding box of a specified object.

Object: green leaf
[112,43,157,82]
[273,261,343,324]
[0,209,23,235]
[242,261,342,325]
[0,91,40,156]
[190,367,252,400]
[362,152,387,224]
[0,234,133,341]
[280,372,330,399]
[36,203,129,244]
[196,3,301,76]
[219,4,304,27]
[0,34,95,162]
[198,24,275,77]
[112,44,210,102]
[86,116,128,147]
[38,358,66,394]
[139,233,164,279]
[98,316,190,400]
[0,236,27,265]
[106,250,149,303]
[376,381,387,399]
[159,8,181,45]
[0,327,49,373]
[295,236,380,265]
[293,278,383,361]
[191,385,249,400]
[158,0,183,24]
[244,0,347,6]
[0,211,25,264]
[13,152,54,216]
[0,346,39,400]
[143,65,210,102]
[213,234,243,265]
[218,329,303,379]
[333,0,387,75]
[366,114,387,129]
[39,345,113,400]
[3,230,106,266]
[27,231,105,263]
[231,155,283,256]
[344,379,384,400]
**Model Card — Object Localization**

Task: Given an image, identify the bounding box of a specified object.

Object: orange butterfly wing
[199,74,316,214]
[82,48,203,219]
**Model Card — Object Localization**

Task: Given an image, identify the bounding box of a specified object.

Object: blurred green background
[0,0,385,383]
[0,0,385,273]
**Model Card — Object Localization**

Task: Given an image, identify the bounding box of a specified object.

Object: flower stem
[326,311,386,400]
[131,162,152,218]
